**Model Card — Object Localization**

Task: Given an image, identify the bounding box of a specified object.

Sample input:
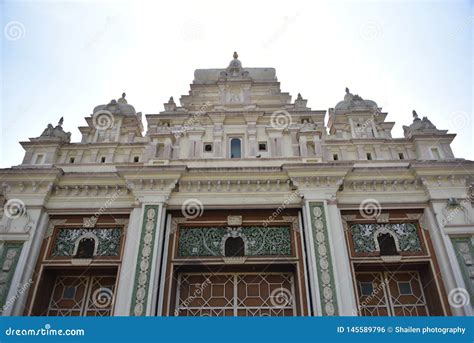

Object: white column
[114,206,144,315]
[8,210,49,316]
[326,201,358,315]
[424,206,471,316]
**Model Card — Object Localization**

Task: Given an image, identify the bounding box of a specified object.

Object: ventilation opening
[398,153,405,160]
[133,156,140,163]
[377,233,398,256]
[69,157,75,164]
[224,237,245,257]
[75,238,95,258]
[333,154,339,161]
[100,156,106,163]
[204,143,213,152]
[366,153,373,160]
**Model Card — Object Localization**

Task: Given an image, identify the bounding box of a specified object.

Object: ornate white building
[0,53,473,317]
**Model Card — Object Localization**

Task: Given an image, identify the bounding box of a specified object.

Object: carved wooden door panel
[356,271,429,316]
[174,273,295,316]
[47,275,116,316]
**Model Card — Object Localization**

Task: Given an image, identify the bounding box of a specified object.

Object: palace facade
[1,53,473,317]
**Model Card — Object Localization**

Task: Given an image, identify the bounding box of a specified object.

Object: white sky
[1,0,473,167]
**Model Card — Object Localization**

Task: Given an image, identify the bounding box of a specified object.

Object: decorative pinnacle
[233,51,238,59]
[58,117,64,126]
[122,92,126,98]
[345,87,350,94]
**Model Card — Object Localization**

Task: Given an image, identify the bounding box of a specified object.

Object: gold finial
[233,51,238,59]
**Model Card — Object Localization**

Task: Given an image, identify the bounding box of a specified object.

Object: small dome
[93,93,137,116]
[335,88,378,112]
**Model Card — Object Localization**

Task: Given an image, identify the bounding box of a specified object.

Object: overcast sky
[1,0,472,167]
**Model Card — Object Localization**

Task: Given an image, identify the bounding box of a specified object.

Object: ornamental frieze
[350,223,421,253]
[51,228,122,257]
[177,226,291,257]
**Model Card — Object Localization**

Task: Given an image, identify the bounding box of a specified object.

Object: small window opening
[377,233,398,256]
[366,153,373,160]
[224,237,245,257]
[100,156,106,163]
[333,154,339,161]
[133,156,140,163]
[204,143,213,152]
[398,153,405,160]
[258,142,267,151]
[75,238,95,258]
[69,157,75,164]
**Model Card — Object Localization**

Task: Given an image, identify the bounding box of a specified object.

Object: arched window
[224,237,245,257]
[377,233,398,256]
[75,238,95,258]
[230,138,241,159]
